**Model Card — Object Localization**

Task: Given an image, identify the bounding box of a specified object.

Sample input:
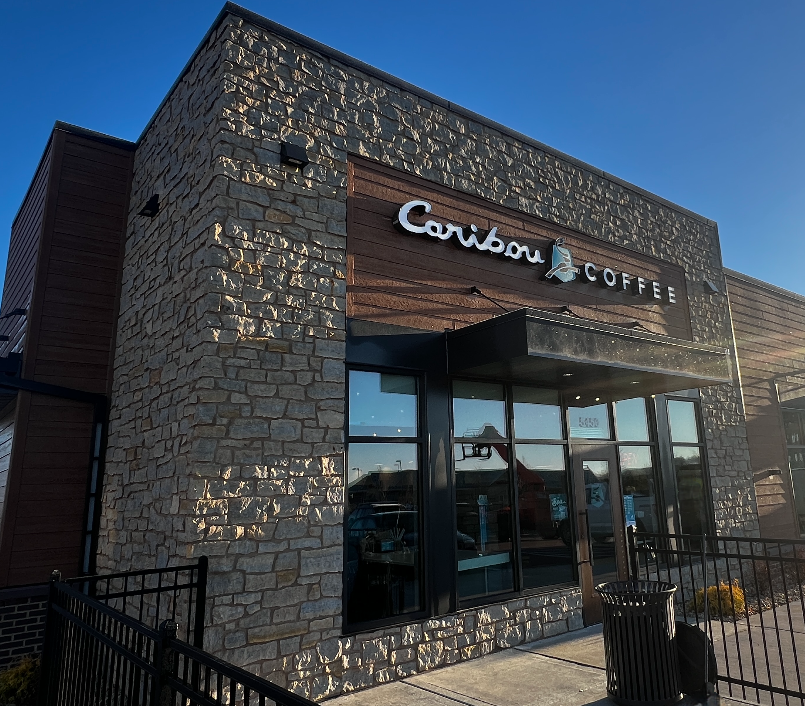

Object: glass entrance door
[571,444,628,624]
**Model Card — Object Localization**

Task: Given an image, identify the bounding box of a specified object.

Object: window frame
[780,406,805,536]
[343,364,429,634]
[662,393,715,536]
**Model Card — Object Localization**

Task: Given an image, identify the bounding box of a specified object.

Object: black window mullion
[506,384,524,593]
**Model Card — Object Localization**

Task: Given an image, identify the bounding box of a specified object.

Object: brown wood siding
[0,403,16,540]
[0,144,52,356]
[0,127,134,586]
[348,158,692,337]
[727,271,805,538]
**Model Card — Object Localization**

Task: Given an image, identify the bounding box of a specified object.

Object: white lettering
[394,200,431,234]
[442,223,462,241]
[425,220,445,238]
[477,227,506,254]
[457,223,482,249]
[504,241,544,263]
[392,200,674,305]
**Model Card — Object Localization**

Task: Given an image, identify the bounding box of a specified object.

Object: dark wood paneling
[727,272,805,538]
[0,143,51,355]
[0,404,16,542]
[347,158,692,337]
[0,127,134,587]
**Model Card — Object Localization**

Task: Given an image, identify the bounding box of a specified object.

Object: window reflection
[454,443,514,599]
[346,443,421,623]
[673,446,708,535]
[452,381,506,439]
[582,460,617,581]
[791,452,805,536]
[515,445,574,588]
[667,400,699,444]
[614,398,649,442]
[513,387,562,440]
[349,371,417,437]
[568,403,611,439]
[784,410,803,446]
[619,446,659,533]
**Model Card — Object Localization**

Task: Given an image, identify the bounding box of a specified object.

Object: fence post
[154,620,178,706]
[627,525,638,580]
[193,556,208,650]
[36,570,61,706]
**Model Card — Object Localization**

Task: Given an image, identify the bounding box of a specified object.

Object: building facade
[0,2,802,696]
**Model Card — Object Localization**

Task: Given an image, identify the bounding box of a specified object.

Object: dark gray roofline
[725,268,805,306]
[54,121,136,151]
[137,1,716,227]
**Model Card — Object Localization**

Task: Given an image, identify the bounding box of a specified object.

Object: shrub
[690,579,746,619]
[0,655,39,706]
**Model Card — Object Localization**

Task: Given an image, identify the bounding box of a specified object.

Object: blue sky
[2,1,804,292]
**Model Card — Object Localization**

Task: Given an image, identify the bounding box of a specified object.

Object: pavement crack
[520,650,606,673]
[406,680,499,706]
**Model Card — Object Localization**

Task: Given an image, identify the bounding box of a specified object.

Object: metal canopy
[446,309,733,405]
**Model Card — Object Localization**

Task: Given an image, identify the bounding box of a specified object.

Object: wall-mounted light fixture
[0,308,26,320]
[280,142,309,168]
[138,194,160,218]
[469,286,509,313]
[704,279,720,296]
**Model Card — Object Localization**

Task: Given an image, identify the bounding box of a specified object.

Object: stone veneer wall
[97,9,758,701]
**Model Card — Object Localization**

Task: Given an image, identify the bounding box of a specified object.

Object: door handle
[578,510,594,567]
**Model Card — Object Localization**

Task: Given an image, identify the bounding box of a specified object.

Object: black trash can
[596,580,682,706]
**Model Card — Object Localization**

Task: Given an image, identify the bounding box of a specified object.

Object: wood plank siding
[347,158,692,337]
[0,403,15,540]
[0,125,134,586]
[727,269,805,538]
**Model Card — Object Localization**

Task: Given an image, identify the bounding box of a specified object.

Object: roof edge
[725,268,805,305]
[137,1,716,227]
[54,121,136,151]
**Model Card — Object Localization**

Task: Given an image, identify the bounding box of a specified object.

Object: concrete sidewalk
[327,626,752,706]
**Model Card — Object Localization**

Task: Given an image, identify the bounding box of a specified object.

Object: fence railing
[629,529,805,706]
[64,556,208,649]
[37,570,316,706]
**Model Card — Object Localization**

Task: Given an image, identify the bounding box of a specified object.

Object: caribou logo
[544,238,580,283]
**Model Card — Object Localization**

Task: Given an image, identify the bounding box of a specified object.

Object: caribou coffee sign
[393,199,677,304]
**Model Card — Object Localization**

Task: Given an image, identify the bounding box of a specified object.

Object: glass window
[568,403,611,440]
[783,409,803,446]
[349,371,417,437]
[452,381,506,440]
[515,445,574,588]
[673,446,708,535]
[513,387,562,440]
[345,443,421,623]
[619,446,660,533]
[454,443,514,599]
[614,398,650,442]
[667,400,699,444]
[581,459,618,581]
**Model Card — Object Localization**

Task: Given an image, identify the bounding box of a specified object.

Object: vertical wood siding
[0,144,51,355]
[0,127,134,586]
[727,271,805,537]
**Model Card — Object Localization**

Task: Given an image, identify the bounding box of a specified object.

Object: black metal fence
[629,529,805,705]
[37,565,316,706]
[64,557,208,649]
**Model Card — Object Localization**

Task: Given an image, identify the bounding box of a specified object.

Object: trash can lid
[595,580,676,597]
